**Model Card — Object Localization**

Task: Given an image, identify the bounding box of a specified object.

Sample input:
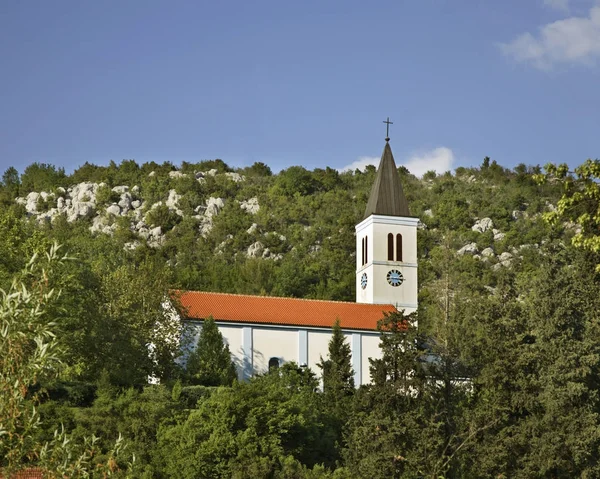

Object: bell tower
[356,130,418,313]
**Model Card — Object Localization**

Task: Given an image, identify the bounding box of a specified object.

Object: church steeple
[363,141,410,219]
[355,130,418,313]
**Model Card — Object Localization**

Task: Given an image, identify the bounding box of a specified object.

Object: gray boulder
[247,241,265,258]
[106,204,121,216]
[472,217,494,233]
[240,197,260,214]
[457,242,479,256]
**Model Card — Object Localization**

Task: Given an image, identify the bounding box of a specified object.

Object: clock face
[387,269,404,287]
[361,272,368,289]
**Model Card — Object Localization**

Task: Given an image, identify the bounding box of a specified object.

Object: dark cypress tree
[186,317,237,387]
[318,318,355,402]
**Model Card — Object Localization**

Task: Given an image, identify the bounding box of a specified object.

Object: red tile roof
[175,291,397,331]
[1,468,44,479]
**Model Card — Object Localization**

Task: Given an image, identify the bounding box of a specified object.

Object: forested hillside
[2,156,600,478]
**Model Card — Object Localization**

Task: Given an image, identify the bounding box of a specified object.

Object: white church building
[177,138,419,387]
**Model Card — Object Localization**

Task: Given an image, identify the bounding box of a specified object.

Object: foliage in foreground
[2,157,600,476]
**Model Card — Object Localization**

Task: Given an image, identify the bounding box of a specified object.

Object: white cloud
[544,0,569,12]
[499,6,600,69]
[339,156,380,172]
[403,147,455,177]
[339,147,455,178]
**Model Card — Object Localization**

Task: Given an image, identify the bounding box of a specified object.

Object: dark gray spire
[363,141,410,219]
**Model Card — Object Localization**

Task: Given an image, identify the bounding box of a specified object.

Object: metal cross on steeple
[383,117,393,141]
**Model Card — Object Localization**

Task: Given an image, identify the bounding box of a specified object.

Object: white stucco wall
[252,327,298,374]
[307,330,331,372]
[361,333,381,384]
[219,325,244,379]
[183,320,385,387]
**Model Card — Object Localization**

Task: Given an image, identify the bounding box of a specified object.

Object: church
[177,136,419,387]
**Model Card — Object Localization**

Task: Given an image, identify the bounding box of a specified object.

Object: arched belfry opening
[396,233,402,262]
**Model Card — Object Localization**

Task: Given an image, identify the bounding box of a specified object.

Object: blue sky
[1,0,599,177]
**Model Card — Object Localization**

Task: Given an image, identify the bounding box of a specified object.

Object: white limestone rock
[225,172,244,183]
[57,197,65,210]
[247,241,265,258]
[169,171,186,178]
[118,193,132,212]
[165,189,181,209]
[124,241,141,251]
[240,197,260,214]
[481,247,495,258]
[493,252,514,271]
[25,192,40,214]
[147,226,165,248]
[148,171,156,177]
[205,169,218,177]
[112,186,129,194]
[36,208,60,223]
[205,197,224,217]
[423,209,433,217]
[471,217,494,233]
[131,200,142,209]
[106,204,121,216]
[494,231,506,241]
[199,220,213,237]
[66,201,94,222]
[457,242,479,255]
[89,215,116,235]
[247,223,259,234]
[70,182,98,205]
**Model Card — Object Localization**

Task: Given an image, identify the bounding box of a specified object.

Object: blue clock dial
[387,269,404,287]
[361,273,368,289]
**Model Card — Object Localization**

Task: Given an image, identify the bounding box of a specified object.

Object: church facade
[178,139,418,386]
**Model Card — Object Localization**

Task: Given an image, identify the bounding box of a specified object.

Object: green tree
[156,363,336,478]
[318,319,354,406]
[19,162,66,193]
[536,159,600,269]
[185,317,237,386]
[0,245,128,477]
[463,247,600,478]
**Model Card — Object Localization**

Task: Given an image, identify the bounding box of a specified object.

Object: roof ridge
[176,290,394,308]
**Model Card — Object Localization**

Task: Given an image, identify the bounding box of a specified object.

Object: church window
[396,234,403,262]
[365,236,368,264]
[268,357,280,371]
[387,233,394,261]
[361,237,365,266]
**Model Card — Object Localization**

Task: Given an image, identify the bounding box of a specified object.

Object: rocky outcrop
[247,241,265,258]
[240,197,260,214]
[197,197,225,237]
[225,172,245,183]
[492,228,505,241]
[493,252,514,270]
[457,242,479,256]
[471,218,494,233]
